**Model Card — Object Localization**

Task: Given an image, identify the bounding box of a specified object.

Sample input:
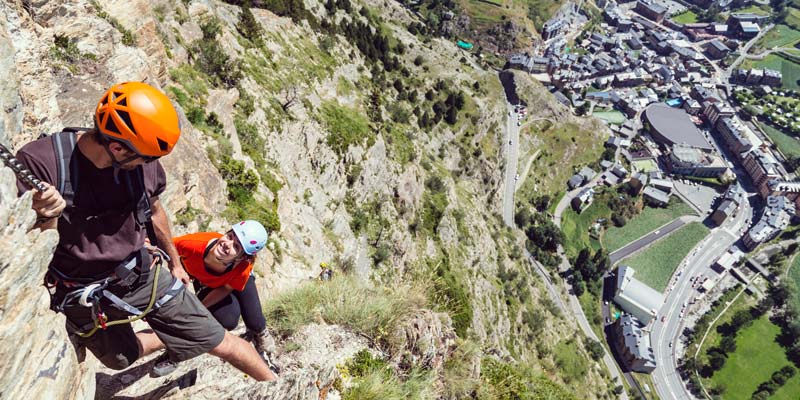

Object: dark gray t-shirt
[16,133,166,278]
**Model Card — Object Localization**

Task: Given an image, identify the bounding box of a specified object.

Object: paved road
[608,216,695,265]
[651,200,752,400]
[502,103,521,227]
[498,96,628,398]
[725,24,775,79]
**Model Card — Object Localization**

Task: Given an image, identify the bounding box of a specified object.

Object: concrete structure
[643,103,712,150]
[614,266,665,325]
[612,314,657,373]
[668,144,728,177]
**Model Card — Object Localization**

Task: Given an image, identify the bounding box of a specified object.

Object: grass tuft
[263,275,429,348]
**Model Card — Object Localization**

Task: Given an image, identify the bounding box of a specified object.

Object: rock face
[95,322,369,399]
[0,167,96,400]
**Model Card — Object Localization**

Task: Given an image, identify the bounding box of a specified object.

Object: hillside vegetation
[90,0,610,397]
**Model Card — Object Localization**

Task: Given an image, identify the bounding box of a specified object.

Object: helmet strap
[100,138,140,183]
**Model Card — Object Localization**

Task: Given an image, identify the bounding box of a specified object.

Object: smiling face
[213,230,245,264]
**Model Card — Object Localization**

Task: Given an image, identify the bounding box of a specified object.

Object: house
[683,99,702,115]
[712,248,743,274]
[643,186,671,206]
[579,166,597,183]
[542,18,567,40]
[612,314,657,373]
[613,266,664,325]
[649,178,674,193]
[743,195,796,250]
[763,69,782,87]
[607,136,623,148]
[602,172,621,186]
[739,21,760,38]
[706,39,730,59]
[704,102,735,126]
[711,199,738,226]
[572,187,595,212]
[568,174,584,190]
[746,68,764,85]
[635,0,667,23]
[611,164,629,178]
[630,172,648,194]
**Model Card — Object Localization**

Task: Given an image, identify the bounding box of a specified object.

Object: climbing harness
[46,245,184,338]
[36,128,180,337]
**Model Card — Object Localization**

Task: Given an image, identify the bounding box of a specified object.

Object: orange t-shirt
[173,232,253,291]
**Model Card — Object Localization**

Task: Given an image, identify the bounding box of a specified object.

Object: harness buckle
[78,283,102,307]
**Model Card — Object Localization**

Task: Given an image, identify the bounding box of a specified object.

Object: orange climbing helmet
[94,82,181,157]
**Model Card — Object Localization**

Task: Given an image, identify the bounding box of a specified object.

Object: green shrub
[218,155,281,232]
[319,101,372,157]
[90,0,136,46]
[481,358,577,400]
[263,275,428,346]
[342,350,435,400]
[428,257,472,337]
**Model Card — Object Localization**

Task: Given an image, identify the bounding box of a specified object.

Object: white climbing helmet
[232,220,269,255]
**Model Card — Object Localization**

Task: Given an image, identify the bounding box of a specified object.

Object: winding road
[499,99,629,398]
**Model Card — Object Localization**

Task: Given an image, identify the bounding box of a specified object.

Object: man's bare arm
[150,198,191,285]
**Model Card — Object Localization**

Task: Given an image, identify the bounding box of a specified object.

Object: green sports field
[592,110,626,125]
[616,222,709,291]
[603,200,695,253]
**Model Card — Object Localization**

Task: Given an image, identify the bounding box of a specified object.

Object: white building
[613,266,665,325]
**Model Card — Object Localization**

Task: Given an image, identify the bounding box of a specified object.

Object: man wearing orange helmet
[15,82,276,381]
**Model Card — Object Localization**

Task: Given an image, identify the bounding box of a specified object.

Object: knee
[218,317,239,331]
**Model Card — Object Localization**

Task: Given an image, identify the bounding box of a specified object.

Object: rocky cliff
[0,0,613,398]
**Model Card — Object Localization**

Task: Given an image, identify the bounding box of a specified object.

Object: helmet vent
[101,94,109,106]
[113,91,123,100]
[105,115,120,135]
[117,110,135,135]
[157,138,169,152]
[118,97,127,107]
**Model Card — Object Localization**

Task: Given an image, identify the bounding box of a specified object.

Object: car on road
[661,316,666,322]
[654,230,660,235]
[669,342,673,348]
[517,121,521,126]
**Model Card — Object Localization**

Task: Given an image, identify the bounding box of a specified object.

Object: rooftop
[644,103,713,150]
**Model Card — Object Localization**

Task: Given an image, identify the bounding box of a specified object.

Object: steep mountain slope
[0,0,613,398]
